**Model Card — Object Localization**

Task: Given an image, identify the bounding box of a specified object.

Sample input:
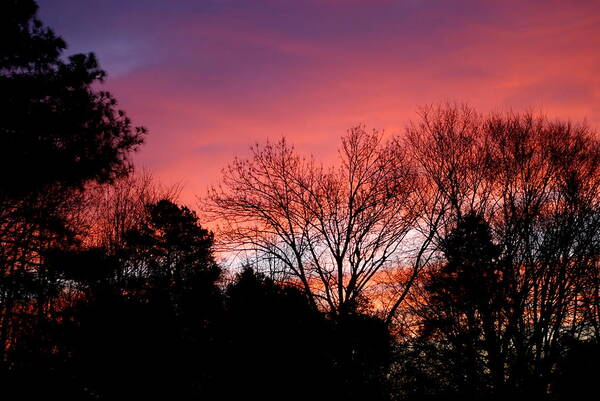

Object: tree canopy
[0,0,144,197]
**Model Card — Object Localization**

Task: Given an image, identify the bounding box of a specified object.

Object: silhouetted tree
[0,0,144,196]
[222,266,392,401]
[419,213,505,398]
[83,169,180,252]
[38,200,223,400]
[0,0,144,363]
[396,104,600,399]
[222,266,333,400]
[207,127,420,319]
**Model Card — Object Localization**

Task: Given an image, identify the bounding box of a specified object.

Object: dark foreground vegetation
[1,1,599,400]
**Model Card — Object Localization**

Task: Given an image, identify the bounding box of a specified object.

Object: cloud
[37,0,600,205]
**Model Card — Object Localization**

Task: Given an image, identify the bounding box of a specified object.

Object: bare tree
[395,103,600,395]
[383,104,491,326]
[207,127,420,316]
[82,169,181,253]
[484,111,600,392]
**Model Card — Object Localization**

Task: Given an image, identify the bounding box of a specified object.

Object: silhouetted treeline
[1,1,599,400]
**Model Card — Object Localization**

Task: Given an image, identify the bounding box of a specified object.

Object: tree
[207,127,419,317]
[45,199,222,400]
[398,103,600,398]
[223,266,392,401]
[420,213,506,397]
[82,169,180,253]
[0,0,144,364]
[0,0,144,197]
[122,199,221,301]
[222,266,334,400]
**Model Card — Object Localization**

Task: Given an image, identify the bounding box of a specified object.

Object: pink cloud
[36,0,598,207]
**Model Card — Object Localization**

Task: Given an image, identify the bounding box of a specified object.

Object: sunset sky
[38,0,600,206]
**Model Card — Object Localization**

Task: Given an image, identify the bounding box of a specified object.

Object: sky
[37,0,600,206]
